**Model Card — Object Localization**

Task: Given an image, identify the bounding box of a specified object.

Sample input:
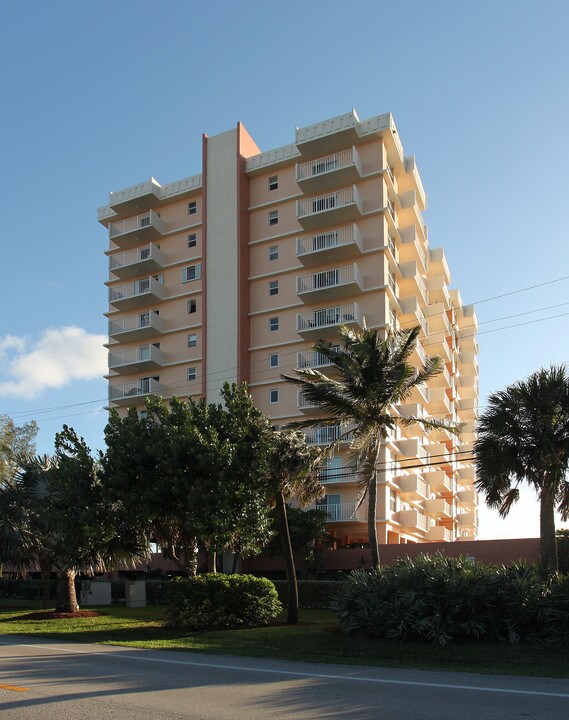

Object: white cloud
[0,327,107,398]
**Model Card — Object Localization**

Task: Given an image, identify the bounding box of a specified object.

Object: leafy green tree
[0,426,147,612]
[265,430,325,624]
[267,505,331,579]
[475,365,569,573]
[283,325,449,569]
[0,415,38,482]
[103,383,273,574]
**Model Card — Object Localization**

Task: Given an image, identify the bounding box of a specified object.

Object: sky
[1,0,568,540]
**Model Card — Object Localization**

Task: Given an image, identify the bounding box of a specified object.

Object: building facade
[99,109,479,547]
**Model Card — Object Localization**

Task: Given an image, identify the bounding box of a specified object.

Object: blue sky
[1,0,568,539]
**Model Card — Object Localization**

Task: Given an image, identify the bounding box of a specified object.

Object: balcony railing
[318,467,358,484]
[315,502,356,521]
[296,186,362,228]
[108,377,164,404]
[109,210,165,242]
[108,312,165,339]
[296,347,339,370]
[297,303,362,336]
[297,391,319,410]
[297,264,361,296]
[108,276,165,307]
[296,225,363,261]
[108,344,164,370]
[396,475,428,499]
[296,147,362,181]
[304,424,356,445]
[394,509,428,532]
[109,244,165,279]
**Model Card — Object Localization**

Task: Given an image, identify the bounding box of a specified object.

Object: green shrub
[334,554,569,646]
[272,580,348,609]
[164,574,282,630]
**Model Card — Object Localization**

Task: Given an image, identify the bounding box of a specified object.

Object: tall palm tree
[475,365,569,573]
[283,324,451,568]
[266,429,325,624]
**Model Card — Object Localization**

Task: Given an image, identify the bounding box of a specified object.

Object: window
[188,299,197,314]
[269,353,279,368]
[268,176,278,191]
[188,333,197,348]
[268,210,278,226]
[269,280,279,296]
[188,233,197,248]
[269,316,279,332]
[390,489,397,513]
[269,389,279,404]
[187,367,197,381]
[139,410,148,420]
[188,201,197,215]
[182,264,202,282]
[268,245,279,261]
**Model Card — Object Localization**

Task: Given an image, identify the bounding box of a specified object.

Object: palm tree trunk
[40,557,52,609]
[275,491,299,625]
[540,484,558,573]
[367,443,382,569]
[55,568,78,613]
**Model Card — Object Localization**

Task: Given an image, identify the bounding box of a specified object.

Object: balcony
[109,377,165,406]
[296,147,362,192]
[315,502,357,522]
[296,224,363,266]
[108,344,165,374]
[457,512,478,529]
[109,277,165,310]
[296,348,338,370]
[426,386,452,414]
[457,465,475,483]
[404,156,427,211]
[296,186,362,230]
[424,498,453,519]
[318,467,358,485]
[393,509,428,532]
[399,261,428,305]
[297,302,362,339]
[297,391,320,413]
[396,474,428,501]
[456,488,476,506]
[304,424,356,445]
[108,178,162,215]
[399,297,428,336]
[427,526,452,542]
[297,264,362,302]
[458,374,478,400]
[458,329,479,354]
[108,210,165,248]
[108,311,166,341]
[398,190,428,241]
[396,438,428,465]
[108,244,166,280]
[457,397,477,420]
[424,470,453,493]
[399,226,429,273]
[427,275,451,308]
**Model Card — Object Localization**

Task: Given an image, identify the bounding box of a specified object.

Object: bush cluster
[334,554,569,646]
[164,574,282,630]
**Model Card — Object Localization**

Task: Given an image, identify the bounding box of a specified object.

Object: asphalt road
[1,636,568,719]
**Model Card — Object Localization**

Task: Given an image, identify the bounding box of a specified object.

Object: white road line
[1,639,569,699]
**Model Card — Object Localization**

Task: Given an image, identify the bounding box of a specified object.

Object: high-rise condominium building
[99,109,479,546]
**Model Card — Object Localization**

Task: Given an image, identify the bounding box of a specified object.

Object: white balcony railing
[304,424,356,445]
[297,186,359,219]
[297,265,359,294]
[316,502,356,521]
[108,276,164,304]
[296,225,360,257]
[296,347,339,370]
[109,244,165,273]
[108,312,165,337]
[108,344,164,369]
[318,467,358,484]
[297,391,319,410]
[109,210,164,239]
[296,148,359,181]
[108,377,164,403]
[297,303,361,333]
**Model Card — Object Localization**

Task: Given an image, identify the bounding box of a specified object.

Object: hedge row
[334,554,569,646]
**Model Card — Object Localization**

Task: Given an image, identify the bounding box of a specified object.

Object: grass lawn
[0,600,567,679]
